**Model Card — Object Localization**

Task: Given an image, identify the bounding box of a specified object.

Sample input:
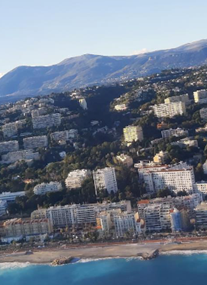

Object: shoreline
[1,240,207,265]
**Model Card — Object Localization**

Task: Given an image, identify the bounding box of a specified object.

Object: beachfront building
[123,125,143,143]
[46,204,96,228]
[1,218,52,239]
[137,193,202,229]
[23,135,48,150]
[170,208,182,232]
[96,212,112,232]
[93,167,118,195]
[33,182,62,195]
[65,169,91,189]
[161,128,189,139]
[33,201,131,229]
[114,212,141,238]
[193,89,207,104]
[144,204,162,232]
[152,102,186,118]
[195,203,207,229]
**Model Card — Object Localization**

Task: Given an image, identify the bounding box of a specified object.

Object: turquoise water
[1,255,207,285]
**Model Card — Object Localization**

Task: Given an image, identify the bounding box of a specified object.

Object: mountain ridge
[1,39,207,102]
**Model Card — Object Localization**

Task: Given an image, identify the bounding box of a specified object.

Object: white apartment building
[96,212,112,232]
[161,128,189,139]
[164,94,190,104]
[46,204,96,228]
[33,182,62,195]
[76,205,96,224]
[50,129,78,143]
[0,141,19,154]
[152,102,186,118]
[141,165,195,194]
[23,135,48,150]
[2,218,52,238]
[116,154,133,168]
[199,108,207,121]
[2,122,18,138]
[193,89,207,104]
[32,113,61,129]
[65,169,91,189]
[138,193,202,222]
[33,201,132,229]
[144,204,162,232]
[195,203,207,229]
[0,191,25,202]
[135,161,188,180]
[114,212,140,237]
[0,200,7,217]
[93,167,118,195]
[1,150,40,164]
[123,125,143,143]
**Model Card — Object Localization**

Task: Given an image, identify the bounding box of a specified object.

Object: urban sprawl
[1,67,207,244]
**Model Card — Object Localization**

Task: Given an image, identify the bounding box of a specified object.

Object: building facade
[93,167,118,195]
[65,169,91,189]
[153,102,186,118]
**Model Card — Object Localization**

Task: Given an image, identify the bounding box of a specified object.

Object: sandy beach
[1,239,207,264]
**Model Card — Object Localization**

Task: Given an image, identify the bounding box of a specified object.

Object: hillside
[1,39,207,102]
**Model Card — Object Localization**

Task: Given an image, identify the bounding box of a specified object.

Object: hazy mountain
[1,39,207,102]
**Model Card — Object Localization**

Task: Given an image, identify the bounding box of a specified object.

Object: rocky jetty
[51,256,73,266]
[139,249,159,260]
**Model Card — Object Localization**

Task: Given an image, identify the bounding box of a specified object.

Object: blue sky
[0,0,206,75]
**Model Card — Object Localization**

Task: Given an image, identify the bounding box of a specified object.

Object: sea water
[1,254,207,285]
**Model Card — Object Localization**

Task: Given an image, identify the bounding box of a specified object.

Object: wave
[161,250,207,256]
[76,256,142,264]
[0,262,31,271]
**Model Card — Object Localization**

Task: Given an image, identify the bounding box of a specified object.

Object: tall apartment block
[93,167,118,195]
